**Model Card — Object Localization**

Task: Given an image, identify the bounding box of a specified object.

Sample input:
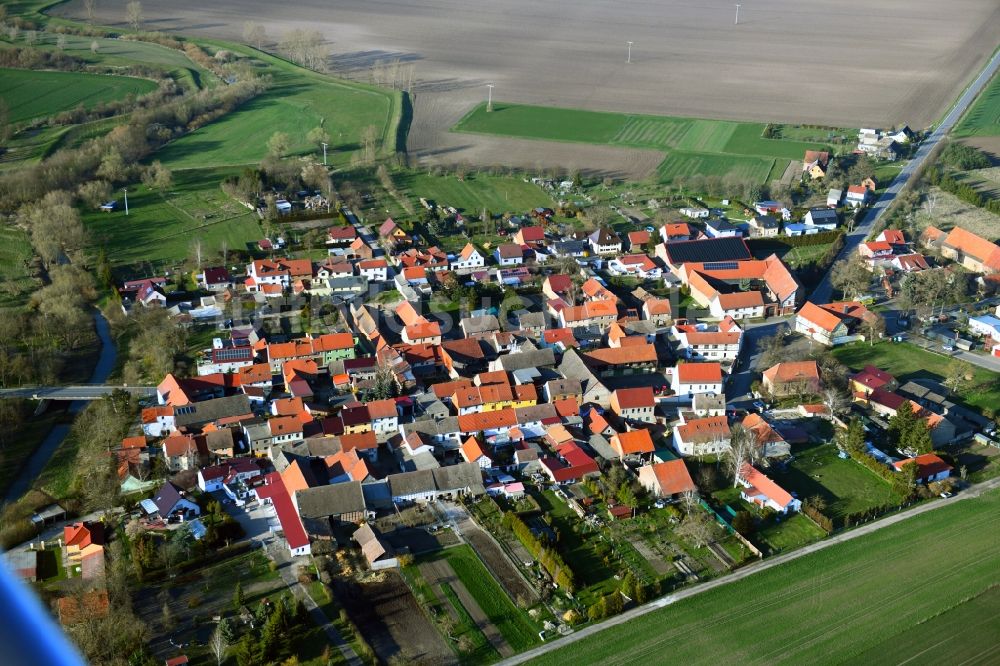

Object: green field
[954,71,1000,137]
[439,545,540,652]
[395,171,554,214]
[0,67,157,124]
[832,341,1000,416]
[453,103,832,183]
[533,490,1000,665]
[82,167,263,271]
[155,45,400,169]
[0,225,37,307]
[771,442,903,520]
[753,513,827,554]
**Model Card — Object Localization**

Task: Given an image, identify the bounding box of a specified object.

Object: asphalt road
[809,47,1000,305]
[0,385,156,401]
[725,317,789,405]
[499,474,1000,666]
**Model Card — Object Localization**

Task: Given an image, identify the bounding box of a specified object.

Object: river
[3,310,118,504]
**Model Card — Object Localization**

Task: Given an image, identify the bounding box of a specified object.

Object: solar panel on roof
[665,237,752,265]
[704,261,739,271]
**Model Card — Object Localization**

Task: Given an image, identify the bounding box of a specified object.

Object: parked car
[942,343,955,352]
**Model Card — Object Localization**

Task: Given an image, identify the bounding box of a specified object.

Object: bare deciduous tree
[83,0,98,23]
[243,20,266,50]
[125,0,143,31]
[209,624,228,666]
[725,424,760,488]
[675,508,721,549]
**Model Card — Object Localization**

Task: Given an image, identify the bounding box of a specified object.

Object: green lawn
[753,512,827,555]
[156,45,400,169]
[0,225,38,307]
[533,489,1000,665]
[770,443,903,520]
[394,170,554,215]
[954,70,1000,137]
[82,166,263,272]
[441,544,540,652]
[453,102,833,183]
[0,67,157,125]
[832,341,1000,416]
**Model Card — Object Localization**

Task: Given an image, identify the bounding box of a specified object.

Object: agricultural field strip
[420,559,513,657]
[954,68,1000,137]
[0,67,158,124]
[519,487,1000,665]
[455,104,831,160]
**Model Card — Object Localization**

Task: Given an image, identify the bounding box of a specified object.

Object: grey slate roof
[388,469,437,497]
[495,348,556,371]
[461,315,501,335]
[432,462,485,495]
[295,481,366,519]
[174,394,252,429]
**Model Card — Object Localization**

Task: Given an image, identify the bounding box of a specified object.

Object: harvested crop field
[54,0,1000,176]
[334,572,455,665]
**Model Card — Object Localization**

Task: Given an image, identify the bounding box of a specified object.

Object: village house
[795,301,876,346]
[846,185,869,208]
[762,360,822,396]
[245,258,312,293]
[610,429,656,459]
[670,362,724,397]
[738,464,801,513]
[589,227,623,255]
[627,230,651,251]
[198,267,233,292]
[450,243,486,272]
[672,318,743,363]
[803,150,830,179]
[607,254,662,279]
[673,415,731,456]
[660,222,695,243]
[923,226,1000,275]
[460,436,493,469]
[638,460,696,499]
[513,225,546,247]
[609,387,656,423]
[892,453,952,484]
[495,243,524,266]
[356,259,389,282]
[379,218,411,249]
[678,254,799,319]
[748,215,780,238]
[642,298,673,327]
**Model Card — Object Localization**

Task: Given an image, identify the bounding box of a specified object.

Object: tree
[732,510,755,536]
[83,0,97,23]
[676,509,720,549]
[91,40,100,54]
[839,417,866,456]
[829,255,871,299]
[210,624,228,666]
[725,424,760,488]
[233,581,245,612]
[243,20,266,50]
[96,148,127,183]
[125,0,143,31]
[142,161,172,192]
[307,126,329,148]
[943,359,973,395]
[56,34,68,51]
[822,386,848,417]
[861,313,886,346]
[584,206,613,229]
[267,131,290,158]
[360,124,379,164]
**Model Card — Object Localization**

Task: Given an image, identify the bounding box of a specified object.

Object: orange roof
[676,362,722,384]
[797,300,871,332]
[163,434,197,457]
[141,405,172,422]
[587,411,612,435]
[402,266,427,280]
[312,332,355,351]
[480,383,515,405]
[395,301,423,326]
[585,344,658,366]
[367,398,398,420]
[272,397,305,416]
[433,379,474,399]
[612,429,655,455]
[546,424,575,445]
[716,290,765,309]
[763,360,820,385]
[476,370,510,386]
[645,460,695,495]
[461,436,489,463]
[553,398,579,417]
[405,321,441,340]
[742,413,783,444]
[340,430,378,452]
[582,278,616,301]
[121,435,147,449]
[628,230,651,245]
[281,460,314,495]
[269,416,303,436]
[238,363,273,385]
[740,464,795,508]
[611,386,655,410]
[458,408,518,433]
[684,330,741,346]
[459,243,481,260]
[358,258,388,269]
[677,416,730,441]
[943,227,1000,270]
[644,298,672,316]
[662,222,693,237]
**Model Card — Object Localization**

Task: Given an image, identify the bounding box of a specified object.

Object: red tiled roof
[763,360,820,385]
[676,362,722,384]
[611,386,655,410]
[740,463,795,509]
[893,453,952,478]
[584,344,657,366]
[256,472,309,550]
[677,416,730,441]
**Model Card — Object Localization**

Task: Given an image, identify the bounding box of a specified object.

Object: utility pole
[735,4,741,25]
[123,188,129,216]
[486,83,495,112]
[627,41,633,64]
[321,142,328,165]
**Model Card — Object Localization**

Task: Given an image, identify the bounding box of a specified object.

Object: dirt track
[55,0,1000,175]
